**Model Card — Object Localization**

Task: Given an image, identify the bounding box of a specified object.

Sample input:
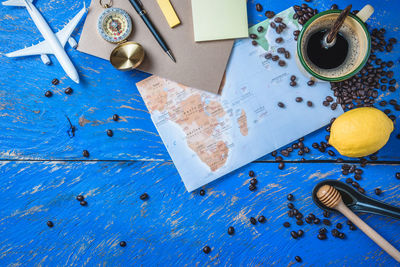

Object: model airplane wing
[56,5,87,47]
[4,40,52,57]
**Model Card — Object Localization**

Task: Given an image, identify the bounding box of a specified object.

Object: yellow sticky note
[157,0,180,28]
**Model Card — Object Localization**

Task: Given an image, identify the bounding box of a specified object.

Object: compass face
[97,8,132,43]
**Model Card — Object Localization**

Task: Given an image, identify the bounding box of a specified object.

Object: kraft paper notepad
[191,0,249,42]
[78,0,234,94]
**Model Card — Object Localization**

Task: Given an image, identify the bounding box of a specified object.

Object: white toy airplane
[2,0,87,83]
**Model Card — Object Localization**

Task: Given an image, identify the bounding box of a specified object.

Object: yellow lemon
[329,107,394,157]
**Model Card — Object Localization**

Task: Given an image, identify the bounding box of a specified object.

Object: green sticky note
[191,0,248,42]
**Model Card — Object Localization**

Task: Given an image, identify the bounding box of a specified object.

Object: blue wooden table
[0,0,400,265]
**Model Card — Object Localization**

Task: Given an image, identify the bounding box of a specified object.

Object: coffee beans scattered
[227,226,235,235]
[52,78,59,85]
[293,4,318,26]
[203,246,211,254]
[83,150,90,157]
[47,221,54,228]
[45,90,53,97]
[119,241,127,247]
[140,193,149,200]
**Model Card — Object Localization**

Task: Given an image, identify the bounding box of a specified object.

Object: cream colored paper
[191,0,249,42]
[77,0,234,94]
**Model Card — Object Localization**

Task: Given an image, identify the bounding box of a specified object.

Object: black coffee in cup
[306,29,349,69]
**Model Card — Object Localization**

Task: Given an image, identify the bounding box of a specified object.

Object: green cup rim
[297,9,371,82]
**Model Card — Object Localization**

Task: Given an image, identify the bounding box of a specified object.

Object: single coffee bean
[64,87,73,95]
[120,241,127,247]
[308,213,315,220]
[375,188,382,195]
[358,187,366,194]
[349,224,357,231]
[287,194,294,201]
[288,203,294,209]
[355,168,363,175]
[265,11,275,18]
[249,170,255,177]
[327,150,335,156]
[292,209,298,215]
[295,213,303,220]
[203,246,211,254]
[76,195,84,201]
[113,114,119,121]
[255,3,263,12]
[278,60,286,66]
[227,226,235,235]
[396,172,400,179]
[278,162,285,170]
[249,184,257,191]
[106,129,113,137]
[272,55,279,61]
[265,53,272,59]
[199,189,205,196]
[250,33,258,39]
[305,217,312,224]
[275,156,283,162]
[258,215,266,223]
[307,101,313,107]
[250,178,258,186]
[83,150,90,157]
[317,233,327,240]
[331,4,338,9]
[319,228,327,234]
[275,37,283,43]
[354,174,362,181]
[80,200,87,206]
[288,210,294,217]
[297,229,304,237]
[307,80,315,86]
[338,232,345,239]
[270,22,276,29]
[295,97,303,103]
[47,221,54,228]
[336,223,342,229]
[251,40,258,46]
[283,222,290,227]
[290,81,297,87]
[250,217,257,225]
[295,256,302,262]
[45,90,53,97]
[140,193,149,200]
[278,102,285,108]
[313,218,320,224]
[274,17,283,23]
[352,181,360,188]
[291,231,299,239]
[323,210,330,218]
[257,26,264,33]
[285,51,290,59]
[52,78,59,85]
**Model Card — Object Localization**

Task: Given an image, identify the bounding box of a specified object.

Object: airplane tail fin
[2,0,32,7]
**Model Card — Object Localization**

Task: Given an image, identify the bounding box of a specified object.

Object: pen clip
[136,0,144,10]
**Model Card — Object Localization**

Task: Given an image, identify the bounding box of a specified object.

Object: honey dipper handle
[336,201,400,262]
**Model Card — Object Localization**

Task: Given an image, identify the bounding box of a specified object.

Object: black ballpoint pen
[128,0,176,62]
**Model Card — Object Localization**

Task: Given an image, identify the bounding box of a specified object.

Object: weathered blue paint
[0,0,399,265]
[0,0,398,161]
[0,161,400,265]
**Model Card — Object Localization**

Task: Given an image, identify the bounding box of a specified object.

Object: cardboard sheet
[77,0,234,94]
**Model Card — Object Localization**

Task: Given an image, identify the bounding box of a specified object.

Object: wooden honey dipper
[317,185,400,262]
